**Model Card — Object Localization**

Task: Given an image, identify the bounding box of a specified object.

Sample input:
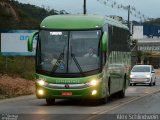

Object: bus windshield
[37,30,101,75]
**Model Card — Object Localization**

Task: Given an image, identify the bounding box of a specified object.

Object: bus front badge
[65,84,69,89]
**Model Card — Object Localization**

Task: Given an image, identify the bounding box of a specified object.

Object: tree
[138,51,152,64]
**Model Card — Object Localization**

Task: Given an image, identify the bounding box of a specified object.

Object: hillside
[0,0,68,29]
[144,18,160,25]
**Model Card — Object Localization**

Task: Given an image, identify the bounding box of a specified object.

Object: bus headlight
[36,79,48,86]
[87,79,102,86]
[90,79,97,86]
[91,90,97,95]
[37,89,44,95]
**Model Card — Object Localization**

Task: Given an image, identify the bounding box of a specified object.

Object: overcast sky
[17,0,160,21]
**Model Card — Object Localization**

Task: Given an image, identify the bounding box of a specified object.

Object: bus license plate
[61,92,72,96]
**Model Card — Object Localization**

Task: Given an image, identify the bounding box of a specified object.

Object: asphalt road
[0,77,160,120]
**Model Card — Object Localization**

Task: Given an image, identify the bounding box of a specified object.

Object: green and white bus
[28,15,131,105]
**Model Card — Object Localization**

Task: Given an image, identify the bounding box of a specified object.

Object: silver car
[130,65,156,86]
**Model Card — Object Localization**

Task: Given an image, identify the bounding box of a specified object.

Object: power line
[97,0,150,21]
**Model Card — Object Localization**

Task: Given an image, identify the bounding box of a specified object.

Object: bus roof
[40,15,129,30]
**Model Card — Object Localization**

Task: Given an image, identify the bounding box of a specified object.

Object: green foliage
[0,56,35,80]
[144,18,160,25]
[0,0,69,79]
[0,0,68,29]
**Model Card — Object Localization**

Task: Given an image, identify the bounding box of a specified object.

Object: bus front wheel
[99,96,108,104]
[46,98,55,105]
[118,86,125,98]
[99,90,110,104]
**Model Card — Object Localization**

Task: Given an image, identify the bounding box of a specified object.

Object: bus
[28,15,131,105]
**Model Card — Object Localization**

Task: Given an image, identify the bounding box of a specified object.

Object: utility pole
[83,0,86,14]
[128,5,130,32]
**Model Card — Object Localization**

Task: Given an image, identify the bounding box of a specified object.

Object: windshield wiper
[71,46,84,77]
[52,46,65,73]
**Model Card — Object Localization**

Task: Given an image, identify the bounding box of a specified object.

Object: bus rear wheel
[46,98,55,105]
[119,79,126,98]
[118,87,125,98]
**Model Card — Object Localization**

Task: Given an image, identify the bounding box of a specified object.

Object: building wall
[132,26,143,39]
[131,25,160,68]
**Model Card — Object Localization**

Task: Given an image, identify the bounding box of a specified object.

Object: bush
[0,56,35,80]
[0,74,35,98]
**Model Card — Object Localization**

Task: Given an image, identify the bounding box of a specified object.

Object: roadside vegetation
[0,0,68,29]
[0,0,67,99]
[0,56,35,99]
[0,74,35,99]
[0,56,35,80]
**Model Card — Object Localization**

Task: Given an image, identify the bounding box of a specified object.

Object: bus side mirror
[28,32,38,52]
[102,32,107,52]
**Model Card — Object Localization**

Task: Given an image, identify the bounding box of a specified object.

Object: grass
[0,56,35,80]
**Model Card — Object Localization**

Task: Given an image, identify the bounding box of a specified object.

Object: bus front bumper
[36,84,103,100]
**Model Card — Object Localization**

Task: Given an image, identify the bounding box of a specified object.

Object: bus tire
[119,86,125,98]
[100,97,108,104]
[108,78,111,95]
[119,78,126,98]
[46,98,55,105]
[99,78,111,104]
